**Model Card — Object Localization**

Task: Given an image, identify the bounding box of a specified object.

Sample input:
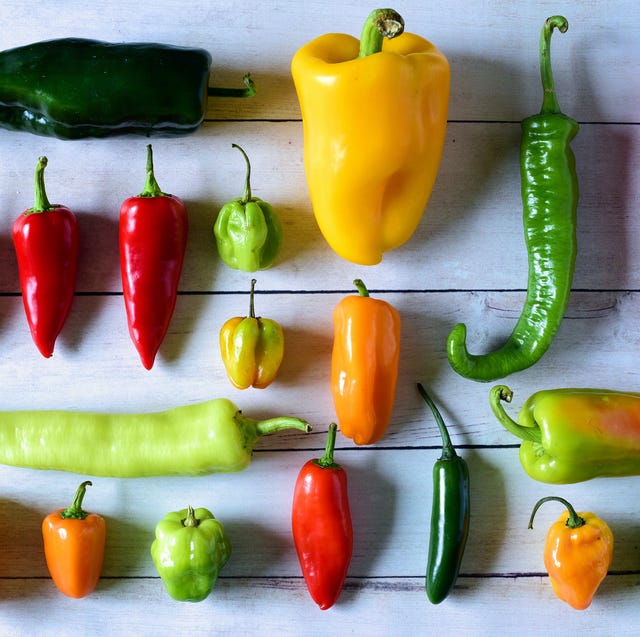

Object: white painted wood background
[0,0,638,635]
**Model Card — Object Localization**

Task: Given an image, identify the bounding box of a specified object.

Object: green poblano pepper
[151,505,231,602]
[0,38,255,139]
[214,144,282,272]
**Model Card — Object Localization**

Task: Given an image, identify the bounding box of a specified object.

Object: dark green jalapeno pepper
[0,38,255,139]
[447,16,578,382]
[417,383,470,604]
[0,399,311,477]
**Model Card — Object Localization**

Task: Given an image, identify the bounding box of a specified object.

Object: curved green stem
[60,480,92,520]
[248,278,257,318]
[489,386,542,443]
[539,15,569,114]
[208,73,256,98]
[254,416,312,436]
[358,8,405,57]
[417,383,456,459]
[528,496,586,530]
[233,143,253,203]
[316,423,340,469]
[138,144,168,198]
[353,279,370,298]
[29,156,55,213]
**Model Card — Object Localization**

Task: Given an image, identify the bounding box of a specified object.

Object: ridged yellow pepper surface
[291,9,450,265]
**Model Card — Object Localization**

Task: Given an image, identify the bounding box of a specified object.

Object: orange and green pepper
[42,480,106,598]
[331,279,401,445]
[490,385,640,484]
[528,496,613,610]
[220,278,284,389]
[291,8,449,265]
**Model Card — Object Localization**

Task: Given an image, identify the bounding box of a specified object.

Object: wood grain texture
[0,1,638,635]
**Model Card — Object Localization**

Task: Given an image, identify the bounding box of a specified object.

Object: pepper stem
[208,73,256,98]
[29,156,55,213]
[248,278,257,318]
[417,383,456,460]
[353,279,370,298]
[539,15,569,114]
[233,143,253,203]
[138,144,168,198]
[254,416,312,436]
[60,480,92,520]
[528,496,586,530]
[489,386,542,443]
[358,8,405,57]
[183,505,200,528]
[316,423,340,469]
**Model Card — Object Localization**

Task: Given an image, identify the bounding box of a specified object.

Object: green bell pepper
[214,144,282,272]
[490,385,640,484]
[0,38,255,139]
[151,505,231,602]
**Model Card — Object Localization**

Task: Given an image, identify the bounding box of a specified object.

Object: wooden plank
[0,574,638,637]
[0,122,637,293]
[0,2,638,124]
[1,447,639,579]
[0,289,636,429]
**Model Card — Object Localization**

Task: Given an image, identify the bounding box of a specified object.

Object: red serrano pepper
[120,145,188,369]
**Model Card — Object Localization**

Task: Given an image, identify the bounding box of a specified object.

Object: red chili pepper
[291,423,353,610]
[12,156,79,358]
[120,144,188,369]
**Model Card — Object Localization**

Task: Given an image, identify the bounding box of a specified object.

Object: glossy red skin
[12,205,79,358]
[119,194,187,370]
[292,458,353,610]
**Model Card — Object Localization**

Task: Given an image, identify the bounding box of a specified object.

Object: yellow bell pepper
[291,8,450,265]
[219,279,284,389]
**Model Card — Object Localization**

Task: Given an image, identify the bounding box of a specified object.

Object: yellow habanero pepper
[528,496,613,610]
[291,8,449,266]
[220,279,284,389]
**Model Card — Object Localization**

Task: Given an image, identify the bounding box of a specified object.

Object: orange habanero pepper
[331,279,401,445]
[528,496,613,610]
[42,480,106,598]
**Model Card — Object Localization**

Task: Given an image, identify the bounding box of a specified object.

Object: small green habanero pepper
[214,144,282,272]
[151,505,231,602]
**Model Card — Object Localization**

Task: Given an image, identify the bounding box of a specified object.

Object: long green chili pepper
[446,15,579,382]
[0,399,311,477]
[417,383,470,604]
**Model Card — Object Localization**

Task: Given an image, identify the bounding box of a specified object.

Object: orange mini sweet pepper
[42,480,106,598]
[291,8,449,265]
[528,496,613,610]
[331,279,401,445]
